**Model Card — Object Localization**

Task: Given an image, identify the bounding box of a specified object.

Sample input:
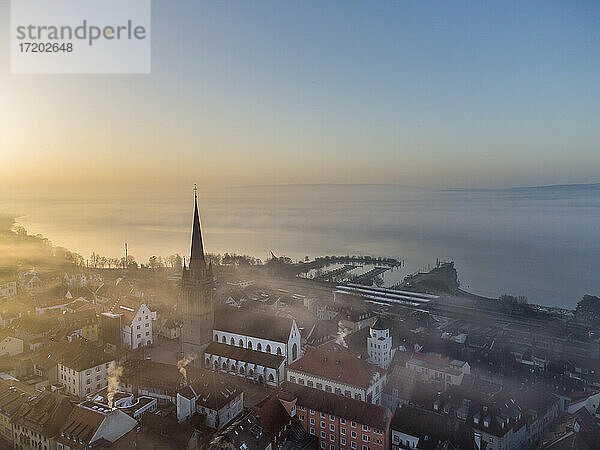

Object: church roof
[206,342,286,369]
[213,309,293,343]
[189,189,205,270]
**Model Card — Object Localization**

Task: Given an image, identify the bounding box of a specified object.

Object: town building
[383,365,442,412]
[120,360,184,405]
[0,280,17,299]
[211,309,302,367]
[57,309,99,342]
[57,342,116,399]
[390,405,452,450]
[0,380,34,447]
[405,353,470,389]
[157,318,180,340]
[470,399,527,450]
[304,297,342,321]
[338,307,378,334]
[286,345,387,405]
[109,297,156,350]
[86,388,157,419]
[0,332,24,356]
[55,403,137,450]
[279,381,393,450]
[20,270,43,294]
[176,370,243,429]
[540,406,599,449]
[12,390,73,450]
[367,318,396,369]
[180,189,216,360]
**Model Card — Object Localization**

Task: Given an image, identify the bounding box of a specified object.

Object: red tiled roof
[287,346,383,389]
[279,382,392,431]
[110,297,143,325]
[57,405,105,447]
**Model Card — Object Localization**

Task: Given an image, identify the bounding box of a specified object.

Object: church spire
[189,184,206,273]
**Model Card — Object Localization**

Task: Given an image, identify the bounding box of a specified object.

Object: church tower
[181,187,215,360]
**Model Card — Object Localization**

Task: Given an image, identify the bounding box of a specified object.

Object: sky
[1,0,599,190]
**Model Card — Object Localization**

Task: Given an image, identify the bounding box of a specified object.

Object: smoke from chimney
[177,354,196,382]
[107,365,124,409]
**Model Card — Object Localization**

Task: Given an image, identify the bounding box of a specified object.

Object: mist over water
[1,184,599,309]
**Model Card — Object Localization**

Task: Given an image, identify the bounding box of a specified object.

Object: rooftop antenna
[124,243,128,270]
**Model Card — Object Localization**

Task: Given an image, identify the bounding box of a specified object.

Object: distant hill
[0,213,84,275]
[444,182,600,192]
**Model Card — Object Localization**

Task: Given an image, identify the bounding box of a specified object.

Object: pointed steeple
[189,185,206,274]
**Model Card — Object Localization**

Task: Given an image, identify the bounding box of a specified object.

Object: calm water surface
[1,184,599,308]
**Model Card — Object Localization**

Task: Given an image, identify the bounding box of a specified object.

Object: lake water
[1,184,599,309]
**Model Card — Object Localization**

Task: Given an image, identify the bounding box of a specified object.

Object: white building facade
[0,281,17,299]
[112,300,156,350]
[204,342,286,387]
[212,312,302,365]
[59,358,116,399]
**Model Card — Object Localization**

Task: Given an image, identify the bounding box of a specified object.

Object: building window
[310,418,315,425]
[290,376,296,383]
[277,347,282,355]
[362,425,369,432]
[248,341,253,350]
[341,437,346,445]
[310,428,315,435]
[351,431,357,438]
[307,380,313,387]
[354,393,361,401]
[310,409,315,415]
[266,344,271,353]
[341,427,346,435]
[321,412,326,418]
[330,434,335,441]
[351,443,357,449]
[321,421,325,428]
[329,424,335,431]
[316,383,323,390]
[321,431,326,438]
[239,339,243,346]
[230,337,235,345]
